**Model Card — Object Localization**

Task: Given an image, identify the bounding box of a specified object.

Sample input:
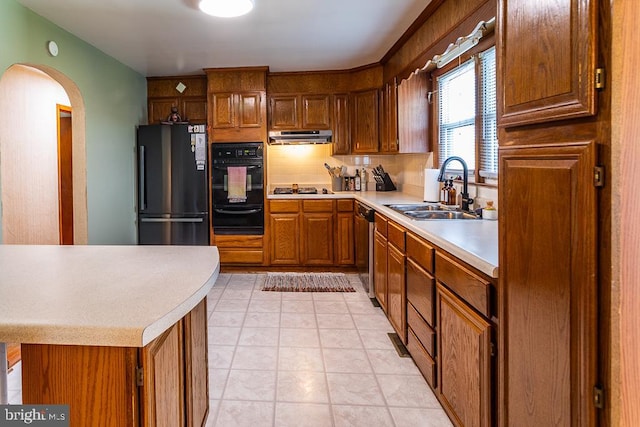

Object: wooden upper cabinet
[270,95,298,129]
[397,73,429,153]
[302,94,331,129]
[210,92,235,128]
[237,92,262,127]
[149,98,179,124]
[332,93,350,154]
[181,97,207,124]
[147,76,208,125]
[497,0,598,127]
[351,89,379,153]
[380,80,398,154]
[498,142,598,426]
[269,94,331,130]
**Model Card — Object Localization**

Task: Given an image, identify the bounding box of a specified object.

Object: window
[436,46,497,183]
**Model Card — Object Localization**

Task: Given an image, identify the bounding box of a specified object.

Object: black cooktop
[273,187,318,194]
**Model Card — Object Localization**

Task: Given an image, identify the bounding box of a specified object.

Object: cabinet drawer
[435,252,491,317]
[407,328,437,389]
[406,258,435,326]
[374,212,387,237]
[270,200,300,213]
[214,235,263,248]
[387,221,405,251]
[407,302,435,357]
[406,232,434,273]
[303,199,334,212]
[218,249,263,264]
[336,199,353,212]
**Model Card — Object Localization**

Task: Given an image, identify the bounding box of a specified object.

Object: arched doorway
[0,64,88,244]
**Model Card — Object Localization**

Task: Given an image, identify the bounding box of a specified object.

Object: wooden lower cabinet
[373,230,388,312]
[301,211,334,264]
[499,143,597,426]
[213,234,264,265]
[140,322,185,427]
[268,199,354,266]
[21,299,209,427]
[437,284,492,427]
[387,242,406,343]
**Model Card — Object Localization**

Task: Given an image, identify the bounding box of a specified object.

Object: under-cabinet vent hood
[268,130,332,145]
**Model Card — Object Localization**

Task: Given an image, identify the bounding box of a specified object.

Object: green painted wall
[0,0,147,244]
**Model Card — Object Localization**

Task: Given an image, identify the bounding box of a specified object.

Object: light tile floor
[6,273,453,427]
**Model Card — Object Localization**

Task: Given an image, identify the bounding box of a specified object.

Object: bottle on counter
[447,179,457,206]
[355,169,361,191]
[440,180,449,204]
[361,168,368,191]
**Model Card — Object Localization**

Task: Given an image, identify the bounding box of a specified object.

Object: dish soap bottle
[440,180,449,204]
[447,179,457,206]
[483,201,498,220]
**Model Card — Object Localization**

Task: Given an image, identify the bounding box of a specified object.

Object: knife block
[375,173,397,191]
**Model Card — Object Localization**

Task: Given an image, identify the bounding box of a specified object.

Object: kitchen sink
[385,204,479,220]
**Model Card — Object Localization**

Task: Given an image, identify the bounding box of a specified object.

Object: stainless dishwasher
[355,201,376,300]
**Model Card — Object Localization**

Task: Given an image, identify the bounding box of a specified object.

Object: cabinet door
[374,230,388,312]
[237,92,262,128]
[302,94,331,129]
[270,95,298,129]
[387,243,406,343]
[140,321,185,427]
[498,0,597,126]
[351,89,379,153]
[210,93,235,128]
[181,97,207,124]
[336,211,355,265]
[332,94,350,154]
[397,73,429,153]
[149,98,179,124]
[270,213,300,265]
[184,299,209,427]
[498,142,597,426]
[437,284,492,427]
[380,81,398,153]
[301,212,334,265]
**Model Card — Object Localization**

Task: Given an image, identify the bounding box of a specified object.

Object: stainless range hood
[268,130,332,145]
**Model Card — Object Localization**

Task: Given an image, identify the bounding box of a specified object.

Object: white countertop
[268,190,499,278]
[0,245,220,347]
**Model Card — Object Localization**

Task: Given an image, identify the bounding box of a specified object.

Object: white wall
[0,65,70,243]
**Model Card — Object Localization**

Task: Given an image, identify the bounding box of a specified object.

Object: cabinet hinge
[595,68,606,89]
[593,385,605,409]
[490,342,496,357]
[594,166,605,187]
[136,367,144,387]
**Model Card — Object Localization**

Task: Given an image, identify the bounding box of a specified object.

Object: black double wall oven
[211,142,264,235]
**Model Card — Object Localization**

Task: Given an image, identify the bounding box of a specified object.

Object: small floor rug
[262,272,356,292]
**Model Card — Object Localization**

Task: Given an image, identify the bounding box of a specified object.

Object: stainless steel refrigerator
[136,124,209,245]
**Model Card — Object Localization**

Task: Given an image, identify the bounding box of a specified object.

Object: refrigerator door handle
[213,208,261,215]
[138,145,146,211]
[140,218,205,223]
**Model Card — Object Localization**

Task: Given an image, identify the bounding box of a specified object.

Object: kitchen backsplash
[266,144,498,209]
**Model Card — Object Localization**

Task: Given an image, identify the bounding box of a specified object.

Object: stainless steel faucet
[437,156,474,212]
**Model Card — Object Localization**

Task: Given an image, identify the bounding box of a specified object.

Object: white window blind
[479,46,498,179]
[438,59,476,174]
[436,46,498,181]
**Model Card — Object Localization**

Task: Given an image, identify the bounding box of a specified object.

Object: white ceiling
[18,0,431,77]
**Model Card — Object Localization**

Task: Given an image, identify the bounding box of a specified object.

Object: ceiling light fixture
[199,0,254,18]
